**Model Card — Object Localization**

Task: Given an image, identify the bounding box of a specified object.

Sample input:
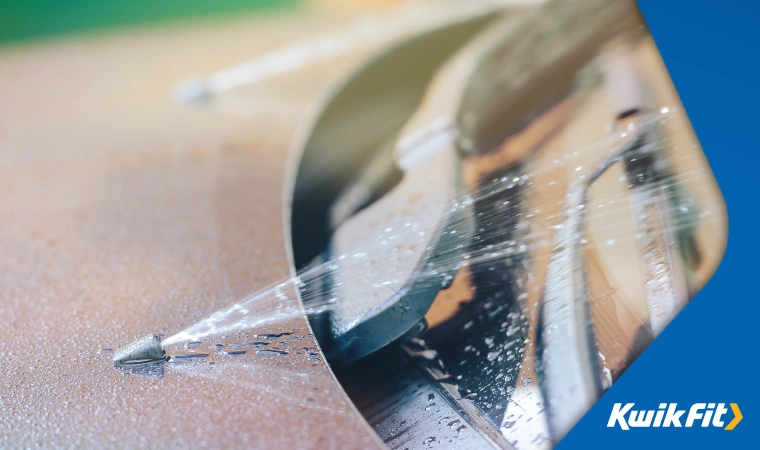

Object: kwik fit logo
[608,403,742,430]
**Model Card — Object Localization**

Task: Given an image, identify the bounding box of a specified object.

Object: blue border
[561,1,760,448]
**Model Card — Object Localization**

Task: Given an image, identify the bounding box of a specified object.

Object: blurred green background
[0,0,299,46]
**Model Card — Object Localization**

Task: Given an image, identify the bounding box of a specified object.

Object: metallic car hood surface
[0,10,384,449]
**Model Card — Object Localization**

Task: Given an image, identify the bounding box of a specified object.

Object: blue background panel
[561,1,760,449]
